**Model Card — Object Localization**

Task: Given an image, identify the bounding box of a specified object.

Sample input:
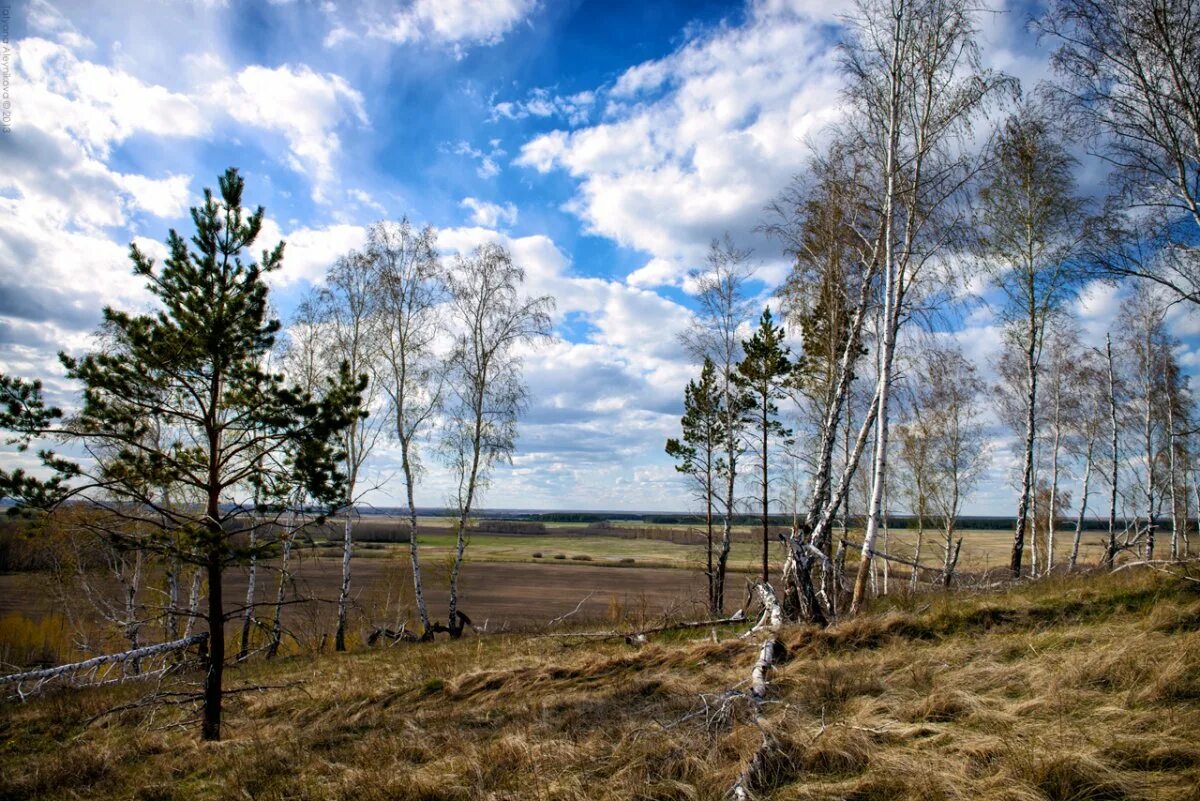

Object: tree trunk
[448,409,485,639]
[166,556,180,643]
[760,394,770,583]
[1069,441,1093,572]
[706,464,716,616]
[1012,307,1038,577]
[1167,390,1180,560]
[402,441,432,638]
[849,14,903,616]
[911,496,924,593]
[1143,328,1156,562]
[1105,334,1120,567]
[183,568,202,640]
[267,527,293,659]
[335,514,353,651]
[202,540,224,741]
[1047,384,1063,575]
[238,526,257,662]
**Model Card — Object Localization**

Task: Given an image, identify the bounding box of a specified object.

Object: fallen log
[839,538,930,571]
[2,633,209,696]
[539,610,747,642]
[729,583,787,799]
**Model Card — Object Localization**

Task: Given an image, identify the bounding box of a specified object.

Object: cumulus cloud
[211,63,368,202]
[331,0,538,52]
[515,0,847,269]
[491,87,595,126]
[257,219,369,286]
[460,197,518,227]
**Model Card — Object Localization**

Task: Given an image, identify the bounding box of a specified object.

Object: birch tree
[1067,348,1108,571]
[974,104,1090,577]
[845,0,1010,613]
[1118,285,1173,560]
[921,344,988,586]
[308,252,388,652]
[1041,0,1200,307]
[440,243,553,637]
[370,220,443,639]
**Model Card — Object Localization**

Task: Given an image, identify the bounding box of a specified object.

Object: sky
[2,0,1198,516]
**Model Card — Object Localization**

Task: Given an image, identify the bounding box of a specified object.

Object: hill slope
[3,570,1200,800]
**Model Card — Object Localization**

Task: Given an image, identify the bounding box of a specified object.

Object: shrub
[531,552,543,558]
[571,554,593,561]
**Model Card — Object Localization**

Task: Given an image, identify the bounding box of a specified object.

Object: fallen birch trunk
[731,582,787,798]
[539,610,747,642]
[2,633,209,697]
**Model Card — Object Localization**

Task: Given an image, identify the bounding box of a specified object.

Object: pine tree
[666,357,725,614]
[736,308,793,583]
[0,168,364,741]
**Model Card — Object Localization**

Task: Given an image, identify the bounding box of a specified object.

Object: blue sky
[2,0,1197,516]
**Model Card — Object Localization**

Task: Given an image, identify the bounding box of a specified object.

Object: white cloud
[514,0,847,268]
[115,173,193,218]
[258,219,368,286]
[339,0,537,51]
[15,37,208,158]
[626,257,683,289]
[452,140,504,179]
[211,63,368,202]
[460,197,518,227]
[492,88,595,126]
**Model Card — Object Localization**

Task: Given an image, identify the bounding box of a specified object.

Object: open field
[3,568,1200,799]
[0,522,1125,667]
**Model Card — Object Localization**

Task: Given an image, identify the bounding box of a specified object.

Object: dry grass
[3,569,1200,800]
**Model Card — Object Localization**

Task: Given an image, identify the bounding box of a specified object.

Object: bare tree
[440,243,553,637]
[370,220,444,639]
[974,103,1090,577]
[1118,285,1172,560]
[1041,0,1200,306]
[305,252,388,652]
[914,343,988,586]
[1067,348,1108,571]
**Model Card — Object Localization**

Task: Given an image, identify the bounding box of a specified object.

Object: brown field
[0,519,1144,669]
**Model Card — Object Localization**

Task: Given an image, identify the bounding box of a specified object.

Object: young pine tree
[666,357,725,614]
[0,169,364,740]
[736,308,793,583]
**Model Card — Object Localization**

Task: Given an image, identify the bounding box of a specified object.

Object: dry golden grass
[3,569,1200,800]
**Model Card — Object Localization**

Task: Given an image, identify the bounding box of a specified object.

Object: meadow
[2,567,1199,800]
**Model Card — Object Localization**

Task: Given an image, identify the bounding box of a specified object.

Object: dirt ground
[0,555,727,653]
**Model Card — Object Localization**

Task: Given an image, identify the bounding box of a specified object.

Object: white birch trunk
[1047,384,1063,574]
[849,5,903,615]
[238,526,257,662]
[1069,441,1094,571]
[1167,393,1180,560]
[267,528,293,659]
[336,514,354,650]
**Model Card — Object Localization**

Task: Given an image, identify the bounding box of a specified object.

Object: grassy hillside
[3,569,1200,800]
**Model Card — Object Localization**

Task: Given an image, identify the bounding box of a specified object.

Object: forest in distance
[4,0,1200,798]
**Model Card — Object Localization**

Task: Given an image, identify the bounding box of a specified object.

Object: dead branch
[546,591,596,628]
